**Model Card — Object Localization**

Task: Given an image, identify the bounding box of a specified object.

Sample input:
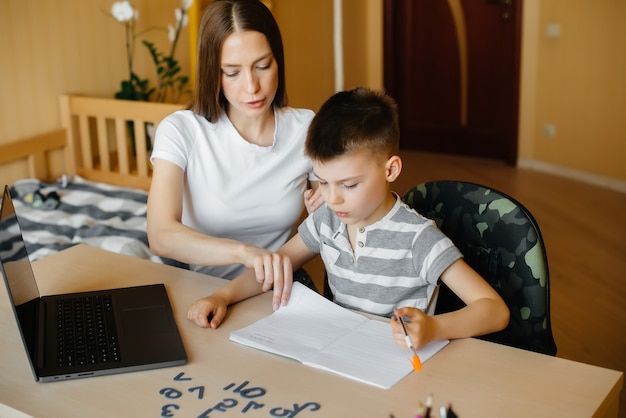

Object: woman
[147,0,322,293]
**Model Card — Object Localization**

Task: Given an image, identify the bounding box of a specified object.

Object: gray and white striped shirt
[299,195,462,317]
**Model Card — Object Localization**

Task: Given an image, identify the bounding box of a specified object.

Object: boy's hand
[391,307,436,350]
[187,295,228,329]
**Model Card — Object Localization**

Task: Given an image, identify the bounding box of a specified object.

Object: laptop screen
[0,186,40,362]
[1,186,41,303]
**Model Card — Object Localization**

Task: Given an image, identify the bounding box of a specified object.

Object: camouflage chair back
[402,181,557,356]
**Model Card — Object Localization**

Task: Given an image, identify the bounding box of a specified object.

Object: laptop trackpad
[121,306,173,335]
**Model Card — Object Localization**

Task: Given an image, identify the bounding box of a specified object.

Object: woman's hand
[241,247,293,295]
[390,307,437,350]
[304,188,324,214]
[187,294,229,329]
[248,252,293,310]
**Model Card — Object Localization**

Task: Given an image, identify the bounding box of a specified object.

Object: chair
[402,180,557,356]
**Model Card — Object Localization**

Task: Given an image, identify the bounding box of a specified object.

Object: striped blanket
[9,176,181,267]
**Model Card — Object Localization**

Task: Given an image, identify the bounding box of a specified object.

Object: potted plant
[107,0,193,154]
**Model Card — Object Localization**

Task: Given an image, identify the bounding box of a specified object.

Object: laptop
[0,185,187,382]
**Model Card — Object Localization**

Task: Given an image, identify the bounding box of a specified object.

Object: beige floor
[304,149,626,416]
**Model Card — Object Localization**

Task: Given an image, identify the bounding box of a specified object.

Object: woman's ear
[385,155,402,182]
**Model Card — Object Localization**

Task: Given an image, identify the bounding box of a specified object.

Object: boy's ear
[385,155,402,182]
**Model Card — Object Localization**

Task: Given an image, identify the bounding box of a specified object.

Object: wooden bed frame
[0,95,183,190]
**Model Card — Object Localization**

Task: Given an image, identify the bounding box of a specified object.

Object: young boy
[188,87,509,351]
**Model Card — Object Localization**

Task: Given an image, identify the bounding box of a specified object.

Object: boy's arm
[392,259,509,349]
[187,269,267,328]
[431,259,510,340]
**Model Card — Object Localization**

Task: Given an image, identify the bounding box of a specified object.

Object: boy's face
[314,150,401,229]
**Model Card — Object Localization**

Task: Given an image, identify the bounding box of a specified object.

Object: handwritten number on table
[160,387,183,399]
[174,372,192,381]
[161,404,180,417]
[224,381,266,398]
[189,386,205,400]
[159,372,321,417]
[270,403,321,417]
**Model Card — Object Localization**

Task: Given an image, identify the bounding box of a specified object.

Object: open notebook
[230,282,448,389]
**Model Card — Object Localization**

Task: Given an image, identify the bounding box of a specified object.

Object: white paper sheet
[230,282,449,389]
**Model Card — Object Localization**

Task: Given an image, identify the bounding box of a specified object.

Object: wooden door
[384,0,522,164]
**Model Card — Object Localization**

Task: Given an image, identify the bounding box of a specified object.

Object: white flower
[174,8,189,28]
[181,0,194,12]
[111,1,135,23]
[168,24,176,42]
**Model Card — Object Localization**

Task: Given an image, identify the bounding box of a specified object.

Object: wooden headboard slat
[96,116,111,172]
[133,119,150,178]
[77,114,93,171]
[2,95,183,190]
[115,118,130,175]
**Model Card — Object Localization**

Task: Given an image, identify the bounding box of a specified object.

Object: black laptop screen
[0,186,40,360]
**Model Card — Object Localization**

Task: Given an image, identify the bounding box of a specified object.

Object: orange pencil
[396,315,422,371]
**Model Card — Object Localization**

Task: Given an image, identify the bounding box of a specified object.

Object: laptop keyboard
[56,294,121,367]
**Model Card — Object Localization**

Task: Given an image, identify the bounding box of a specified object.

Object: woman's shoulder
[162,109,210,125]
[276,106,315,125]
[158,110,222,138]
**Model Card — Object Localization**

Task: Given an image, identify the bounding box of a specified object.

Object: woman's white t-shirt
[151,107,315,279]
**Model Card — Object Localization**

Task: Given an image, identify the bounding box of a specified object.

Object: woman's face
[220,30,279,121]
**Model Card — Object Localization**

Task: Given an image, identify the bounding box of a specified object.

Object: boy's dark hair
[189,0,287,122]
[305,87,399,161]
